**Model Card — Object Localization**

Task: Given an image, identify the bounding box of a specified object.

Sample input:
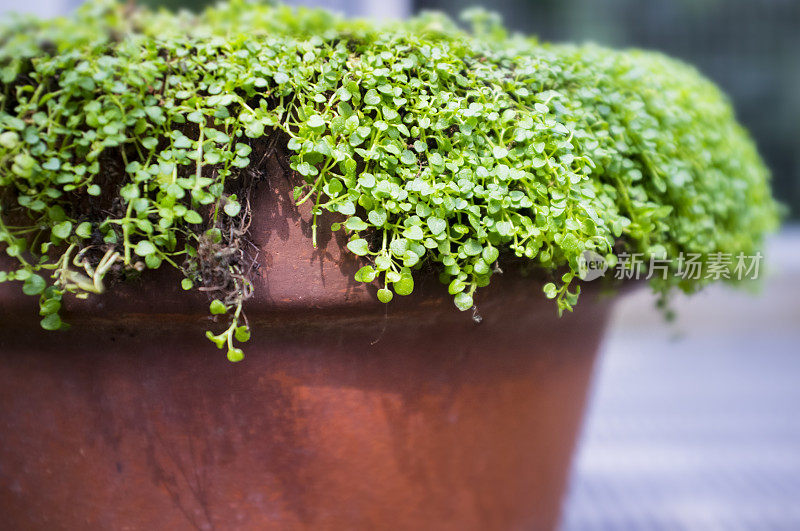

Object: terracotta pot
[0,154,614,530]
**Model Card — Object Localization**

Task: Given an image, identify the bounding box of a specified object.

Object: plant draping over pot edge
[0,1,780,361]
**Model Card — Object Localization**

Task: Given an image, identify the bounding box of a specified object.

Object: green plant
[0,1,780,360]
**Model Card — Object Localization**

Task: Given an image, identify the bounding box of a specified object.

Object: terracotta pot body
[0,155,611,530]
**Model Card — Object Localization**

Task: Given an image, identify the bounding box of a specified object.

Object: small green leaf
[296,161,318,177]
[235,326,251,342]
[145,106,165,122]
[144,253,162,269]
[463,239,482,256]
[473,259,490,275]
[492,146,508,159]
[22,274,46,295]
[375,254,392,270]
[184,210,203,224]
[543,283,558,299]
[75,222,93,239]
[51,221,73,240]
[0,131,19,149]
[427,217,446,235]
[368,209,387,227]
[307,114,325,129]
[454,292,473,311]
[559,233,581,257]
[134,240,157,256]
[40,313,62,331]
[377,288,394,303]
[394,271,414,296]
[448,279,466,295]
[403,225,424,240]
[354,265,376,283]
[358,174,376,188]
[42,157,61,171]
[364,90,381,105]
[187,111,204,123]
[173,135,192,149]
[347,238,370,256]
[205,227,222,243]
[141,137,158,150]
[345,217,369,231]
[120,184,140,201]
[181,278,194,290]
[227,348,244,362]
[209,300,227,314]
[39,298,61,316]
[48,205,67,222]
[326,178,343,195]
[338,201,356,216]
[482,246,499,264]
[224,201,241,217]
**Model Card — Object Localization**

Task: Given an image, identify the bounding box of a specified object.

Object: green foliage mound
[0,1,780,360]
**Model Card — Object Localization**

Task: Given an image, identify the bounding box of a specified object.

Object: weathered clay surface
[0,153,611,530]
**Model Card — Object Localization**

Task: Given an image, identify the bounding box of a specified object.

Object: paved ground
[562,228,800,530]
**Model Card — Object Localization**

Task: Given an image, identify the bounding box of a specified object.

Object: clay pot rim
[0,253,633,330]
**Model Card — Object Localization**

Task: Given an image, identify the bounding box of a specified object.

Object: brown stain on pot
[0,148,617,530]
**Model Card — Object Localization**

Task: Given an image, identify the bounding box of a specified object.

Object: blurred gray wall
[0,0,81,17]
[0,0,410,18]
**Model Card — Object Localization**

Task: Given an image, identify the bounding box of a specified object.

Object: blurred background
[2,0,798,529]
